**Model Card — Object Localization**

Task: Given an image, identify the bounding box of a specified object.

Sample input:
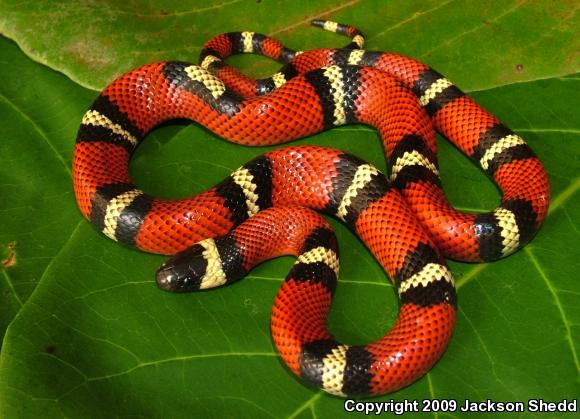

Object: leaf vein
[366,0,455,42]
[426,373,439,419]
[1,267,23,307]
[91,351,277,381]
[418,1,526,60]
[458,306,516,398]
[549,177,580,215]
[525,247,580,374]
[0,91,71,177]
[287,391,323,419]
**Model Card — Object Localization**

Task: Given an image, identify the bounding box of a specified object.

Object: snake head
[156,243,209,292]
[156,236,247,292]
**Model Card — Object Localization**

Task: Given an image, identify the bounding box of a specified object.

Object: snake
[72,20,549,397]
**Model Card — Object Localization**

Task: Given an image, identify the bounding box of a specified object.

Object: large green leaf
[0,0,578,91]
[0,1,579,417]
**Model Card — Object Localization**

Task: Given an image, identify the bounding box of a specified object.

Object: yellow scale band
[102,189,144,240]
[241,31,254,53]
[337,164,380,220]
[322,345,349,396]
[82,110,138,147]
[184,65,226,99]
[272,72,287,88]
[230,167,261,217]
[480,134,526,170]
[347,49,365,65]
[201,54,221,69]
[390,150,439,181]
[323,21,339,32]
[322,66,346,126]
[494,208,520,255]
[419,78,453,106]
[352,34,365,48]
[198,238,227,289]
[398,263,454,294]
[296,246,339,276]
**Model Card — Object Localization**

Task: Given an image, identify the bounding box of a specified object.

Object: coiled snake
[72,20,549,396]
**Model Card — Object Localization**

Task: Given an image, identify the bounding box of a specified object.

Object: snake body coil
[72,21,549,397]
[200,21,550,261]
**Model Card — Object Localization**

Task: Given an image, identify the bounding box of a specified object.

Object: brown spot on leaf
[516,63,524,72]
[2,242,16,270]
[64,39,113,71]
[45,345,57,354]
[564,51,579,67]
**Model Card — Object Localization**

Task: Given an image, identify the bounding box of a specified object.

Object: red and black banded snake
[72,20,549,397]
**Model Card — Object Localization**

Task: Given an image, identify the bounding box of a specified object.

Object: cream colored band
[323,65,346,126]
[347,49,365,65]
[102,189,143,240]
[390,150,439,181]
[201,54,221,69]
[241,31,254,53]
[321,344,348,396]
[272,72,287,88]
[323,21,339,32]
[296,246,339,276]
[184,65,226,99]
[494,208,520,256]
[337,164,380,220]
[480,134,526,170]
[198,238,228,289]
[352,34,365,48]
[419,78,453,106]
[82,110,138,147]
[230,167,261,217]
[399,263,454,294]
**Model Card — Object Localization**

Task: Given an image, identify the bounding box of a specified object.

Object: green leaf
[0,37,95,337]
[0,0,578,91]
[1,1,579,418]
